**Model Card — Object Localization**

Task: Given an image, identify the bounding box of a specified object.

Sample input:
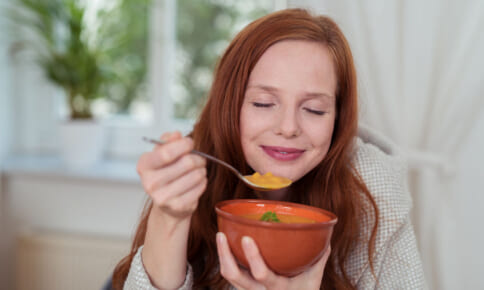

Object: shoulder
[344,125,414,282]
[348,126,426,288]
[353,124,413,222]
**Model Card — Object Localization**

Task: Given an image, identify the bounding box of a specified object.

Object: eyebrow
[246,84,335,100]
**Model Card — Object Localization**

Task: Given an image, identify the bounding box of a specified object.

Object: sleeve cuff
[124,245,194,290]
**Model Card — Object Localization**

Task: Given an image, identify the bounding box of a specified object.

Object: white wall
[1,168,147,289]
[5,173,145,237]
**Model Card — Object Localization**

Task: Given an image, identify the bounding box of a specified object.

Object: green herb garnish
[260,211,281,223]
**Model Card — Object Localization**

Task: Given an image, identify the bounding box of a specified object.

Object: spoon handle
[142,137,242,178]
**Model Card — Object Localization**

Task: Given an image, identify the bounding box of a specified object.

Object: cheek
[240,105,273,140]
[306,119,335,153]
[239,105,260,155]
[239,105,252,142]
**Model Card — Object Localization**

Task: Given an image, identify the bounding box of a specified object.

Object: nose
[275,107,301,138]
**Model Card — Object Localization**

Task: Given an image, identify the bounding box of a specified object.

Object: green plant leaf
[8,0,107,119]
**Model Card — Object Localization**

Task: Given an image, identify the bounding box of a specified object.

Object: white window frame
[8,0,288,160]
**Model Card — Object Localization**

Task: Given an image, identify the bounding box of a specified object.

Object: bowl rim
[215,199,338,229]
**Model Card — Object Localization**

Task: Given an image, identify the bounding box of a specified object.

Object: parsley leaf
[260,211,281,222]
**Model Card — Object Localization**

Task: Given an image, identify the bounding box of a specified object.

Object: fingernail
[216,232,225,244]
[241,236,252,248]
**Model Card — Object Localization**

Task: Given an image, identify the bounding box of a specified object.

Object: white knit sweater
[124,125,427,289]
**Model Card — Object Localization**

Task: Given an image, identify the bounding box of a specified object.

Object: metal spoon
[142,137,291,191]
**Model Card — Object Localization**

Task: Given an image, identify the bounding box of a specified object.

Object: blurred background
[0,0,482,289]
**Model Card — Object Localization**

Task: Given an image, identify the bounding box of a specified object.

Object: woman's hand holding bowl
[216,232,331,290]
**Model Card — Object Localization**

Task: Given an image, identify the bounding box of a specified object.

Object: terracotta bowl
[215,199,337,277]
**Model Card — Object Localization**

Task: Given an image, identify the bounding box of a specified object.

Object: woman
[113,8,426,290]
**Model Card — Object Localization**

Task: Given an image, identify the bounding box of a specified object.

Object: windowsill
[2,154,140,184]
[1,153,146,243]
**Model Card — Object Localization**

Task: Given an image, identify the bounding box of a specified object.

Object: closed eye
[304,108,326,115]
[252,102,274,108]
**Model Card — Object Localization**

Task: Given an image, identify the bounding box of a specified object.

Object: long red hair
[113,8,378,289]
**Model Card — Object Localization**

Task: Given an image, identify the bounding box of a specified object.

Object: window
[173,0,277,119]
[88,0,151,122]
[9,0,287,159]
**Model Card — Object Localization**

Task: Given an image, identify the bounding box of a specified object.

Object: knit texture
[124,246,193,290]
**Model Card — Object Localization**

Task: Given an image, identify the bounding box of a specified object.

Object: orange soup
[242,213,316,224]
[245,172,292,189]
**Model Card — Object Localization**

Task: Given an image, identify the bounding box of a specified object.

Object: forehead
[247,40,337,96]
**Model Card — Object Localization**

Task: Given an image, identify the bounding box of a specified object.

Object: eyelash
[252,102,273,108]
[304,108,326,116]
[251,102,326,116]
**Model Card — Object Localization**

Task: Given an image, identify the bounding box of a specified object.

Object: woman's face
[240,40,337,183]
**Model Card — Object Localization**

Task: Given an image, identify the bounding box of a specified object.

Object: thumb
[309,245,331,278]
[321,245,331,264]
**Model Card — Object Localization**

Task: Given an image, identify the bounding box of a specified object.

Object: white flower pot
[58,120,105,169]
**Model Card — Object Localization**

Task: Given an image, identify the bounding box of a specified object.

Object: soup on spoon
[244,172,292,190]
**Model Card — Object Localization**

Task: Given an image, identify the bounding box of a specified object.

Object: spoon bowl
[143,137,291,191]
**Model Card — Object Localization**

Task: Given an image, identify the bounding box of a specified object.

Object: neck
[261,187,290,201]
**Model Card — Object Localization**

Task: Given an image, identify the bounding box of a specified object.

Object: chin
[265,168,302,182]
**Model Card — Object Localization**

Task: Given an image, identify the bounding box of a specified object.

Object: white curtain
[290,1,484,289]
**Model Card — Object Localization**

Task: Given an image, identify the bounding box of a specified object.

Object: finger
[164,166,207,195]
[152,136,194,167]
[167,176,207,214]
[138,137,194,171]
[160,131,182,143]
[153,177,207,218]
[305,245,331,278]
[151,167,207,205]
[216,232,261,290]
[316,245,331,268]
[241,236,279,287]
[142,154,206,193]
[322,245,331,263]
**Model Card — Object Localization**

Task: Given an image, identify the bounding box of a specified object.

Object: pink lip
[261,146,305,161]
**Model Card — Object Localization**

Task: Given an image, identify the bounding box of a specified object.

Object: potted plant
[10,0,108,169]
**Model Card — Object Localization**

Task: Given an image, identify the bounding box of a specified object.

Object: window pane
[90,0,151,122]
[174,0,273,119]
